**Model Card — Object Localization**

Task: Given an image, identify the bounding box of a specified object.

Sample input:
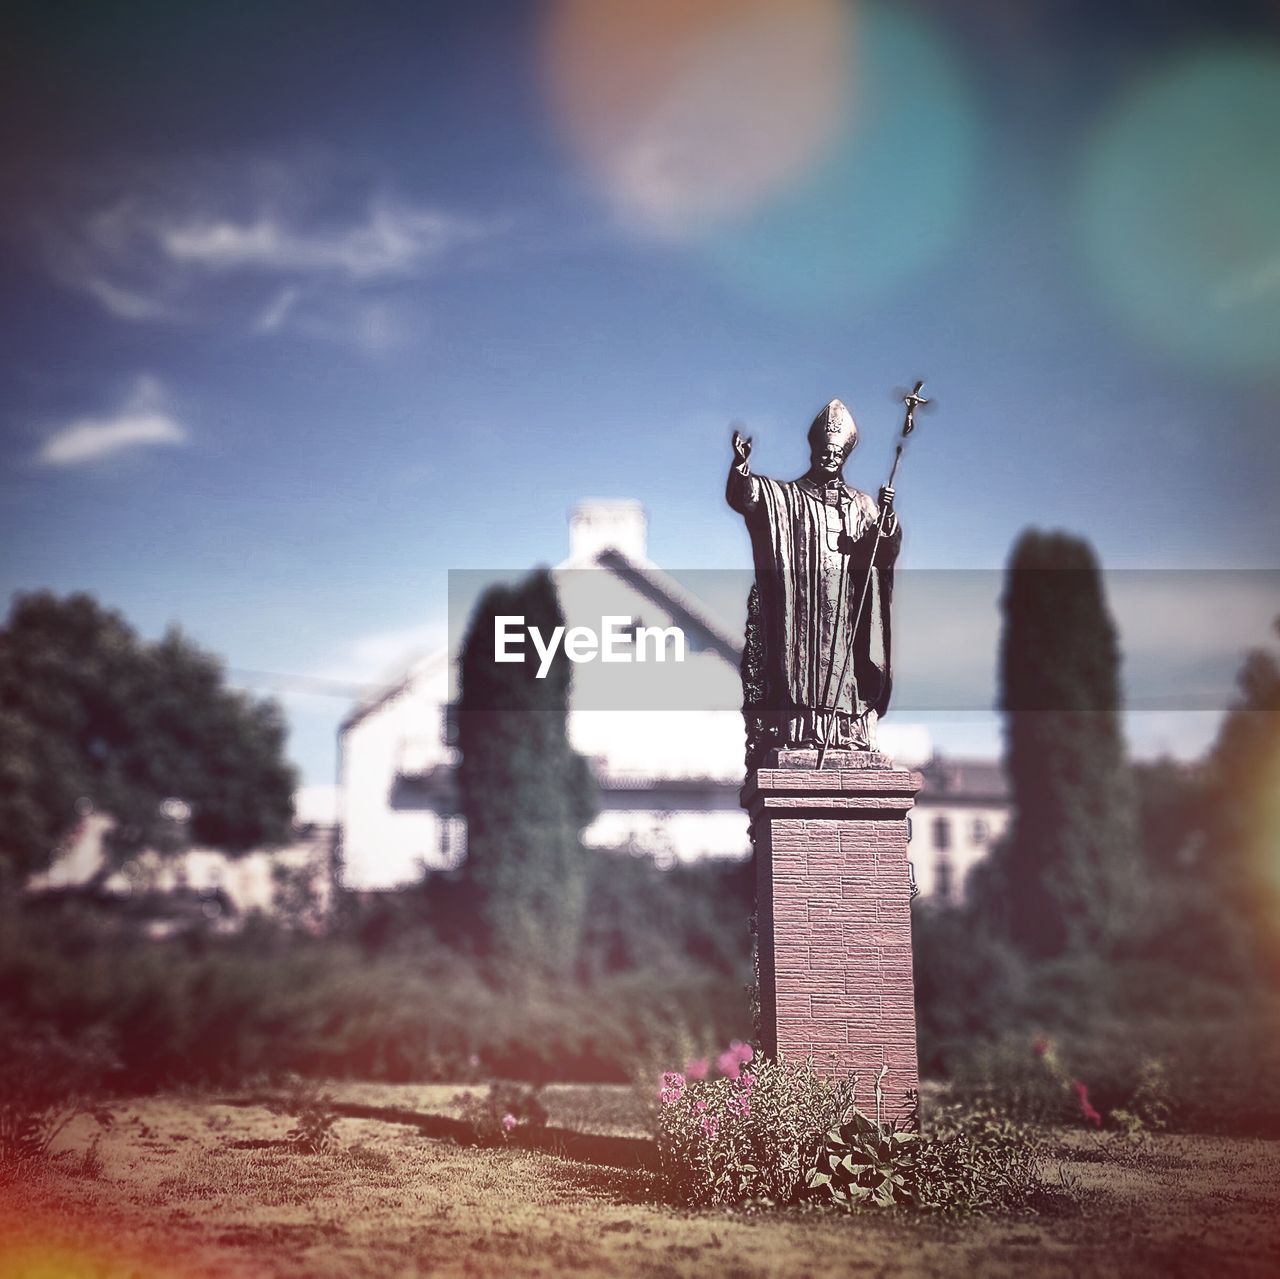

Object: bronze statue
[728,396,907,763]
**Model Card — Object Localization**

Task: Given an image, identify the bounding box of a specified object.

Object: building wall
[339,655,455,889]
[28,810,335,933]
[907,802,1010,903]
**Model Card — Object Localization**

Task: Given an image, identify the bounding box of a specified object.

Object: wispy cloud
[253,284,303,333]
[79,275,171,320]
[158,200,479,279]
[37,375,188,466]
[38,156,500,350]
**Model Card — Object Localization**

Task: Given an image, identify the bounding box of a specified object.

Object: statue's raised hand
[732,429,753,465]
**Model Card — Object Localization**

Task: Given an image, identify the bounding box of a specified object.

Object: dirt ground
[3,1083,1279,1278]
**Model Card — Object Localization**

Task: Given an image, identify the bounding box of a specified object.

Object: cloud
[80,275,171,320]
[266,290,414,354]
[37,375,188,466]
[38,156,500,349]
[253,284,303,333]
[157,200,482,279]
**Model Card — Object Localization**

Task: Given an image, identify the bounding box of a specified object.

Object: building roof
[916,756,1010,804]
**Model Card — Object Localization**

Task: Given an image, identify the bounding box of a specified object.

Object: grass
[2,1084,1279,1277]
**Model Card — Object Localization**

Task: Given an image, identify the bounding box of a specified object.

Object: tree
[0,591,296,880]
[987,531,1138,960]
[456,571,596,977]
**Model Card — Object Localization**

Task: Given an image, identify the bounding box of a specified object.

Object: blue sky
[3,1,1279,805]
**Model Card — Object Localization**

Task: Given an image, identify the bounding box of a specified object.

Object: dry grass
[2,1085,1279,1278]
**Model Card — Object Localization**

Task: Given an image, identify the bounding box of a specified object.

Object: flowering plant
[656,1047,857,1206]
[452,1081,547,1145]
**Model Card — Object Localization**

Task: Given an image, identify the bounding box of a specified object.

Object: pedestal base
[742,754,922,1127]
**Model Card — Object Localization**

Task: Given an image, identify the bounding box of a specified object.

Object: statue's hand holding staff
[879,484,895,515]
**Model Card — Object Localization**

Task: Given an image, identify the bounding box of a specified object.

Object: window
[935,857,954,903]
[932,815,952,852]
[971,818,989,844]
[440,815,467,864]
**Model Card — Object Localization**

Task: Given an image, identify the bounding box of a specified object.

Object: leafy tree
[987,531,1138,960]
[0,591,296,880]
[456,571,596,977]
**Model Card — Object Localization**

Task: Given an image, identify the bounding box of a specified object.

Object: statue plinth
[742,752,922,1127]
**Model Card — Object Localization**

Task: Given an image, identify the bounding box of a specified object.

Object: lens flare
[700,3,981,308]
[1076,49,1280,377]
[0,1211,176,1278]
[542,0,851,237]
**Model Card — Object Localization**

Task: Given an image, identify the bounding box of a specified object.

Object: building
[338,500,1009,898]
[27,805,336,935]
[909,756,1011,903]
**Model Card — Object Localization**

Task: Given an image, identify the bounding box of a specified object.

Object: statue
[727,397,904,763]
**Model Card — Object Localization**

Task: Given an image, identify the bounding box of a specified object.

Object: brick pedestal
[742,750,922,1127]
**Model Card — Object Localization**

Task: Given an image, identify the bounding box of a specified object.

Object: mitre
[808,398,858,451]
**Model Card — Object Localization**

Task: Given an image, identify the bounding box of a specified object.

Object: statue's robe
[728,464,900,752]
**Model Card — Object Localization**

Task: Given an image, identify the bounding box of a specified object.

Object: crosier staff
[815,381,930,770]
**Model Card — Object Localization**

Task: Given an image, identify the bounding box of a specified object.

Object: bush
[657,1046,1050,1216]
[805,1111,923,1208]
[946,1018,1280,1137]
[267,1081,341,1154]
[453,1082,548,1145]
[0,903,751,1091]
[910,1105,1048,1214]
[0,1018,117,1170]
[656,1050,857,1207]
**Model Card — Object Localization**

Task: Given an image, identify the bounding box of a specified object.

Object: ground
[3,1084,1279,1278]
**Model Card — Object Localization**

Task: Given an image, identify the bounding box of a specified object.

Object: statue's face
[811,436,852,478]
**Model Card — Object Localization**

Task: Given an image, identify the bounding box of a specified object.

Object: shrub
[803,1088,1047,1216]
[0,1018,117,1170]
[453,1082,548,1145]
[0,904,751,1090]
[948,1035,1080,1126]
[267,1082,341,1154]
[658,1048,1052,1216]
[911,1105,1047,1213]
[805,1111,921,1208]
[656,1050,857,1207]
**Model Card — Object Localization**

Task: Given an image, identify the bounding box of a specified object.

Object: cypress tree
[995,530,1138,959]
[456,570,596,978]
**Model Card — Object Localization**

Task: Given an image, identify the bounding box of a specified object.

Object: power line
[229,668,380,700]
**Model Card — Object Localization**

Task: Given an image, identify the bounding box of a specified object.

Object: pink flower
[659,1071,685,1105]
[1072,1079,1102,1129]
[716,1050,742,1080]
[700,1115,719,1140]
[684,1057,710,1081]
[717,1040,754,1078]
[733,1094,751,1117]
[737,1070,755,1094]
[501,1113,517,1133]
[1032,1036,1050,1059]
[694,1099,708,1114]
